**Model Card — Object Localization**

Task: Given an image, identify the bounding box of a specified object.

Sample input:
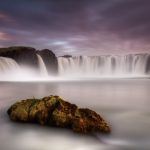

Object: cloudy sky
[0,0,150,56]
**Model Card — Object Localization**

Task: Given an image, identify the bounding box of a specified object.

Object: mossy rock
[7,95,111,134]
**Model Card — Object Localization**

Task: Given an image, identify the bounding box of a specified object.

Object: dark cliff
[37,49,58,75]
[146,55,150,73]
[0,46,38,69]
[0,46,58,75]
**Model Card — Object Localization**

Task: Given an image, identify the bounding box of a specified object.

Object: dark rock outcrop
[146,55,150,73]
[0,46,58,75]
[7,95,111,134]
[0,46,38,69]
[61,55,72,58]
[37,49,58,75]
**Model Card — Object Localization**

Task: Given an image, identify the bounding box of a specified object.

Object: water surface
[0,79,150,150]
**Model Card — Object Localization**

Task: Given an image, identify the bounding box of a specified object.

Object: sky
[0,0,150,56]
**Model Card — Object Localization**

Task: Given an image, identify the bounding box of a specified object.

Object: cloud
[0,32,12,41]
[98,0,150,41]
[0,0,150,55]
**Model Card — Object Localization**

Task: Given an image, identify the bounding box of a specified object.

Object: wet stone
[7,95,111,134]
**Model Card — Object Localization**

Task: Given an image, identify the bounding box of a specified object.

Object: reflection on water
[0,79,150,150]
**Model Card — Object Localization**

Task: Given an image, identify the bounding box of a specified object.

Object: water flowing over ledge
[58,54,150,78]
[37,54,48,77]
[0,53,150,81]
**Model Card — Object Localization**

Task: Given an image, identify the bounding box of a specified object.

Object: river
[0,79,150,150]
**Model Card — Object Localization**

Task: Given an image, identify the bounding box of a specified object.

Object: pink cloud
[0,13,13,22]
[0,32,11,40]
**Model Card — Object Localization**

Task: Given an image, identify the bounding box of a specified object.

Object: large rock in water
[37,49,58,75]
[7,96,111,133]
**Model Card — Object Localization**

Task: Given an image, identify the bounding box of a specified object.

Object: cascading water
[0,57,22,80]
[58,54,150,78]
[0,57,20,74]
[0,55,49,81]
[0,54,149,80]
[37,54,48,77]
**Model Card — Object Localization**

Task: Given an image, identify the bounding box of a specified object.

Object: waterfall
[0,57,20,74]
[58,54,150,78]
[0,53,149,80]
[37,54,48,76]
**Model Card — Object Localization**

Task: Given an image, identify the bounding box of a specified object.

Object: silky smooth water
[58,54,150,77]
[0,79,150,150]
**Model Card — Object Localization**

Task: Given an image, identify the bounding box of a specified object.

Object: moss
[7,95,111,134]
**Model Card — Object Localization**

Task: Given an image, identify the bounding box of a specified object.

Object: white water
[0,56,42,81]
[37,54,48,77]
[0,54,150,81]
[58,54,150,78]
[0,57,20,74]
[0,80,150,150]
